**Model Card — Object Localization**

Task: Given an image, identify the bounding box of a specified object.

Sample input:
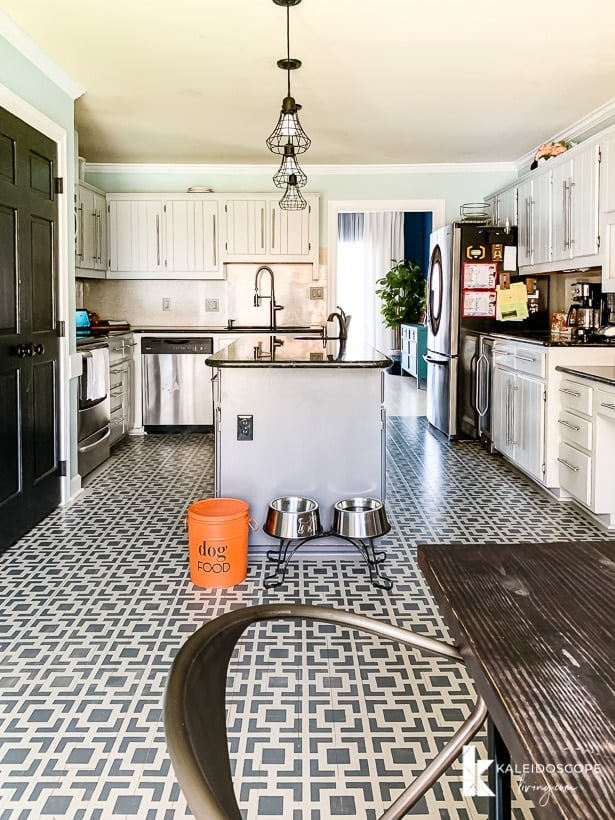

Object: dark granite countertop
[555,364,615,387]
[206,334,391,368]
[133,325,324,335]
[487,329,615,347]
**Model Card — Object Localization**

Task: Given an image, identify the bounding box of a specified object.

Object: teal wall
[86,166,518,242]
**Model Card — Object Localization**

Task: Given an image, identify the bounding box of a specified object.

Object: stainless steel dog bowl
[264,496,321,539]
[332,497,390,538]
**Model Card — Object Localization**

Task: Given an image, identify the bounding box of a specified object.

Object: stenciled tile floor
[1,415,614,819]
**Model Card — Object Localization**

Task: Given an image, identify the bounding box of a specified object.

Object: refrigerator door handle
[424,354,449,366]
[476,353,489,417]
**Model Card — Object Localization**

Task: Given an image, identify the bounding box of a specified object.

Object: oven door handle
[78,427,110,452]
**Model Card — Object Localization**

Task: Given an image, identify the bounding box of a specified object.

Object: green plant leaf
[375,259,426,328]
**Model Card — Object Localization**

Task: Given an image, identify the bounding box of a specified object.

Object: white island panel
[214,366,386,547]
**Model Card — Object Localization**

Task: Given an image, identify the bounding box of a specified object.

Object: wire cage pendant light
[267,0,310,210]
[279,174,307,210]
[273,143,308,188]
[266,0,310,156]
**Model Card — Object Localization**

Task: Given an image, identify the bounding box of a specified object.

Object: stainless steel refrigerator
[425,223,518,438]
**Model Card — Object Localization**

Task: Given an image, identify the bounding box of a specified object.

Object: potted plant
[376,259,426,374]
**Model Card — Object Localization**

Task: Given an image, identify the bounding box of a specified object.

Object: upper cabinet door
[75,183,107,278]
[569,144,600,259]
[164,199,220,275]
[107,199,164,274]
[225,199,267,256]
[223,194,318,262]
[532,169,551,266]
[517,178,533,267]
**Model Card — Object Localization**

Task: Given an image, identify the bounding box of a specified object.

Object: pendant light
[273,143,308,188]
[279,174,307,210]
[266,0,311,156]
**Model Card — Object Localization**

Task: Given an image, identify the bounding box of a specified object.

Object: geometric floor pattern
[1,416,613,819]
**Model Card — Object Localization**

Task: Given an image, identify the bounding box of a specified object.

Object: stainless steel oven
[77,340,110,476]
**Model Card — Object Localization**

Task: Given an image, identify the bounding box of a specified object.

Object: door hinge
[598,148,602,164]
[541,462,546,476]
[597,234,601,250]
[58,460,67,477]
[56,320,66,337]
[54,177,64,194]
[543,388,547,402]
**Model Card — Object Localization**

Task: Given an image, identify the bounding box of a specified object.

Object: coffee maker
[594,292,615,338]
[566,282,602,339]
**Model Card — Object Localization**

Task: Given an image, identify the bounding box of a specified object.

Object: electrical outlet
[162,297,171,311]
[237,415,253,441]
[206,299,219,312]
[310,286,324,300]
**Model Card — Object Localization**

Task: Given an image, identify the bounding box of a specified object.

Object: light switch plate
[206,299,219,312]
[310,287,324,300]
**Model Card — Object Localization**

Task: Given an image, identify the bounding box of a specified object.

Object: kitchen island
[206,335,391,549]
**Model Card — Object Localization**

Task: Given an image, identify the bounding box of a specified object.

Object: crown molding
[515,95,615,171]
[0,11,84,100]
[86,160,517,176]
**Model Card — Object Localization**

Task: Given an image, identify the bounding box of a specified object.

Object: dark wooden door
[0,106,61,553]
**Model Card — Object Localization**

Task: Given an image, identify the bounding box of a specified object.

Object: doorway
[0,105,62,552]
[328,199,445,351]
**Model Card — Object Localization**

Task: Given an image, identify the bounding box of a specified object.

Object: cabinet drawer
[558,441,591,507]
[596,389,615,421]
[557,409,592,451]
[513,346,546,378]
[558,378,592,415]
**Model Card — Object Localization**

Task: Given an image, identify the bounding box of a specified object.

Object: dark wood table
[417,541,615,820]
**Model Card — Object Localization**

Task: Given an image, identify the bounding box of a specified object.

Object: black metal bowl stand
[264,529,393,590]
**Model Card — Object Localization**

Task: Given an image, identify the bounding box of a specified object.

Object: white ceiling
[2,0,615,166]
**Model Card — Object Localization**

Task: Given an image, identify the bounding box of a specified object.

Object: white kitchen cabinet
[551,145,600,263]
[107,194,221,279]
[107,197,164,276]
[75,182,107,278]
[501,170,552,269]
[164,199,219,275]
[556,374,615,527]
[223,193,319,263]
[599,132,615,291]
[492,340,545,482]
[486,186,517,227]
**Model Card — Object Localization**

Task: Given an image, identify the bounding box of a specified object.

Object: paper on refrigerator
[496,282,529,321]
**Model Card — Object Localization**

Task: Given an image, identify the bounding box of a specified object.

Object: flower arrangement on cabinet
[530,140,573,169]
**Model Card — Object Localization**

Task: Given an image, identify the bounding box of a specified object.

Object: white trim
[0,10,84,100]
[327,199,445,314]
[515,95,615,171]
[86,161,517,177]
[0,80,74,505]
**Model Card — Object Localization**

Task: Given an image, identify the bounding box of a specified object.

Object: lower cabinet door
[492,366,514,459]
[514,374,544,481]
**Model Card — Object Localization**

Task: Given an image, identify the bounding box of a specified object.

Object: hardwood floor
[384,372,427,417]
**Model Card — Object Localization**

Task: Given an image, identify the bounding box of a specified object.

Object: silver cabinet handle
[510,383,519,446]
[271,206,276,249]
[558,418,581,431]
[559,387,581,397]
[562,180,569,250]
[156,214,161,266]
[600,401,615,411]
[516,355,536,363]
[557,457,580,472]
[260,207,265,250]
[568,180,576,246]
[212,213,217,266]
[77,204,84,258]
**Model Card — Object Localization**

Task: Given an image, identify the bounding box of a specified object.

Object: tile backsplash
[79,263,327,328]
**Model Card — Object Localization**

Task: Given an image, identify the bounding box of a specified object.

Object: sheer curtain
[336,211,404,353]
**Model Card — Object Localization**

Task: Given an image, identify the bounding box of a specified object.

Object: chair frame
[164,603,487,820]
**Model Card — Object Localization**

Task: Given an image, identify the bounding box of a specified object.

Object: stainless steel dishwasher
[141,337,214,432]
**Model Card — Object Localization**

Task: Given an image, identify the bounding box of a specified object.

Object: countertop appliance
[77,338,110,477]
[141,337,214,432]
[426,223,518,438]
